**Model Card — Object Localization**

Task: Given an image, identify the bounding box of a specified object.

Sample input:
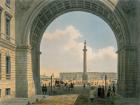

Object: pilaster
[32,46,42,95]
[16,46,35,97]
[136,44,140,98]
[117,45,137,97]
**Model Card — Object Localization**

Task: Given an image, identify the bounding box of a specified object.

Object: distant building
[59,72,117,86]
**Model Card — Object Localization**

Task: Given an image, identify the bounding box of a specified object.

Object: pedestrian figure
[98,85,101,98]
[70,83,73,91]
[42,84,45,95]
[65,83,67,91]
[48,82,50,87]
[112,84,116,96]
[107,86,111,97]
[44,84,47,95]
[101,85,105,98]
[89,86,96,102]
[67,83,70,92]
[83,83,86,88]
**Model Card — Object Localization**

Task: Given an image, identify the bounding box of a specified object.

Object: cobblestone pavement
[32,86,115,105]
[0,95,44,105]
[33,94,78,105]
[33,86,114,105]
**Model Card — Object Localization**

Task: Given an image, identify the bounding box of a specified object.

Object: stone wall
[0,47,15,101]
[16,46,35,97]
[0,0,16,101]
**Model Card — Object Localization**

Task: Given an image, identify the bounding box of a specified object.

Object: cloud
[93,46,117,61]
[40,67,59,77]
[44,25,81,41]
[41,25,117,75]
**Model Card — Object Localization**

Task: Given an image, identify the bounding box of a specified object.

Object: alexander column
[82,40,88,84]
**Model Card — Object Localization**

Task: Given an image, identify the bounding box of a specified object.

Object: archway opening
[29,1,128,97]
[16,0,138,98]
[40,11,118,95]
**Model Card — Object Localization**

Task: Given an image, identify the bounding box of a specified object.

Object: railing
[6,74,11,80]
[0,33,15,44]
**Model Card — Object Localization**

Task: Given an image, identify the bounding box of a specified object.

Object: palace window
[5,15,11,39]
[5,88,10,95]
[6,56,11,79]
[0,9,2,33]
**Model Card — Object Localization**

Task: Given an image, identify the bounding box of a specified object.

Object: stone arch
[22,0,130,48]
[16,0,138,98]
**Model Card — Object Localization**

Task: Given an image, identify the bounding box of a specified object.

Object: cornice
[0,39,16,51]
[16,45,32,50]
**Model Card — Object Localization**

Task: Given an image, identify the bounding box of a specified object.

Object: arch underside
[29,0,130,50]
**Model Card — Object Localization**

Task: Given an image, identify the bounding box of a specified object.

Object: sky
[40,11,117,77]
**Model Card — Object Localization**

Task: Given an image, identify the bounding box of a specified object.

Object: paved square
[33,94,78,105]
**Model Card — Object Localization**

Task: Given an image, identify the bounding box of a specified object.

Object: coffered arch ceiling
[23,0,130,50]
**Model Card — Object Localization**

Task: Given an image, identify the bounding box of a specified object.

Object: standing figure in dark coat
[107,86,111,97]
[83,83,86,88]
[112,84,116,96]
[98,85,101,98]
[101,85,105,98]
[44,84,47,95]
[42,84,45,95]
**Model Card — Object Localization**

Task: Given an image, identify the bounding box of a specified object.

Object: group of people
[55,80,74,91]
[41,81,75,95]
[63,82,74,91]
[89,84,116,102]
[42,84,48,95]
[97,85,105,98]
[107,84,116,97]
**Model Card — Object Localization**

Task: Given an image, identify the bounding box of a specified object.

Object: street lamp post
[50,73,54,95]
[105,74,107,94]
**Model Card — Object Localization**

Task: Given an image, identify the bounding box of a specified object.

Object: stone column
[136,45,140,98]
[16,46,35,97]
[117,46,137,97]
[136,0,140,99]
[82,40,88,84]
[32,46,42,95]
